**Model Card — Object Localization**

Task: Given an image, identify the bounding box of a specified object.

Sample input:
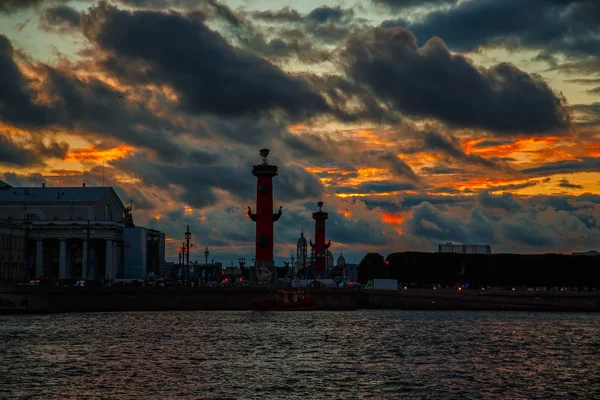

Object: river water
[0,311,598,399]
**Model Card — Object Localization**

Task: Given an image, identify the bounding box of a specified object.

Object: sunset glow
[1,0,599,264]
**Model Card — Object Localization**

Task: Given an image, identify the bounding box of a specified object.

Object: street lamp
[204,247,209,283]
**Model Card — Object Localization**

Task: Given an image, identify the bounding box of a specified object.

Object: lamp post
[290,254,295,279]
[204,247,209,283]
[180,241,186,282]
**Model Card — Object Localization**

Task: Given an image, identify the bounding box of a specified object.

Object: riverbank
[1,286,598,313]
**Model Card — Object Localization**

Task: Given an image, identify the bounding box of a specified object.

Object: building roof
[0,186,118,205]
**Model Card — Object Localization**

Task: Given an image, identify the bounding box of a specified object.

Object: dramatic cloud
[522,158,600,176]
[0,132,68,167]
[1,0,599,261]
[373,0,458,9]
[383,0,600,60]
[341,28,571,134]
[558,179,583,189]
[0,0,70,14]
[0,35,54,126]
[39,5,81,33]
[81,3,331,120]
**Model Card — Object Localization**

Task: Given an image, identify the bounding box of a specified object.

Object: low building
[438,243,492,255]
[0,182,126,281]
[123,227,165,280]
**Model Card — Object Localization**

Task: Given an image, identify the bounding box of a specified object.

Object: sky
[1,0,600,266]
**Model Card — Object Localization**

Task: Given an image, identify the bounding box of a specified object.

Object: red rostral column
[247,149,282,270]
[310,201,331,275]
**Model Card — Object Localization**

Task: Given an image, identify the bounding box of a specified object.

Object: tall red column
[247,149,282,271]
[311,201,331,274]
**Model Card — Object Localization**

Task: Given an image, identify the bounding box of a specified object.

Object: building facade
[0,220,26,282]
[438,243,492,255]
[0,182,127,281]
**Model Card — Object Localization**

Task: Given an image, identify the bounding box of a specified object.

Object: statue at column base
[251,261,277,284]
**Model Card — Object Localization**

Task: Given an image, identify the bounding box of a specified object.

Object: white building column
[112,240,118,279]
[35,240,43,278]
[105,239,113,280]
[81,240,88,280]
[59,239,67,280]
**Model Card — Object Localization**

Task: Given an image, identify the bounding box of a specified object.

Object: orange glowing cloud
[381,211,404,225]
[64,145,134,162]
[381,212,405,235]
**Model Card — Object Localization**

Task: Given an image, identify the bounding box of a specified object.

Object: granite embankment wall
[0,287,361,313]
[0,287,598,313]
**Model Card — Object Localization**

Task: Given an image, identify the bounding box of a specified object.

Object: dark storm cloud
[0,35,53,126]
[39,5,81,33]
[532,52,560,68]
[558,179,583,189]
[356,182,416,193]
[572,103,600,126]
[306,6,352,23]
[274,164,326,203]
[501,219,554,247]
[0,133,41,166]
[373,0,458,9]
[113,151,325,209]
[81,3,330,120]
[345,182,416,193]
[471,139,514,148]
[521,158,600,176]
[419,131,498,168]
[251,5,358,46]
[0,34,186,161]
[252,7,302,23]
[359,150,419,181]
[383,0,600,60]
[341,28,571,134]
[0,0,71,14]
[419,166,465,175]
[37,64,183,160]
[311,74,401,124]
[0,133,69,167]
[115,0,203,8]
[477,191,523,212]
[407,201,470,243]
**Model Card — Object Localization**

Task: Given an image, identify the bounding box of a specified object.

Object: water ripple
[0,311,598,399]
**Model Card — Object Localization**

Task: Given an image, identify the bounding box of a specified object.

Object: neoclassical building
[0,181,126,282]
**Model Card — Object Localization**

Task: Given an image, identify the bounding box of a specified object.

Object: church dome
[336,252,346,266]
[297,230,307,246]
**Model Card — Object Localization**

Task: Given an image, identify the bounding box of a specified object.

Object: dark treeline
[358,252,600,289]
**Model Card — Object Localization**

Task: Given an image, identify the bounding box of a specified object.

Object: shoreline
[1,286,599,314]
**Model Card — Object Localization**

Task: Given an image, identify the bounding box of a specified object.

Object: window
[27,213,40,221]
[105,203,113,220]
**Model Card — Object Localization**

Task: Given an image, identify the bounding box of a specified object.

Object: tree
[358,253,386,283]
